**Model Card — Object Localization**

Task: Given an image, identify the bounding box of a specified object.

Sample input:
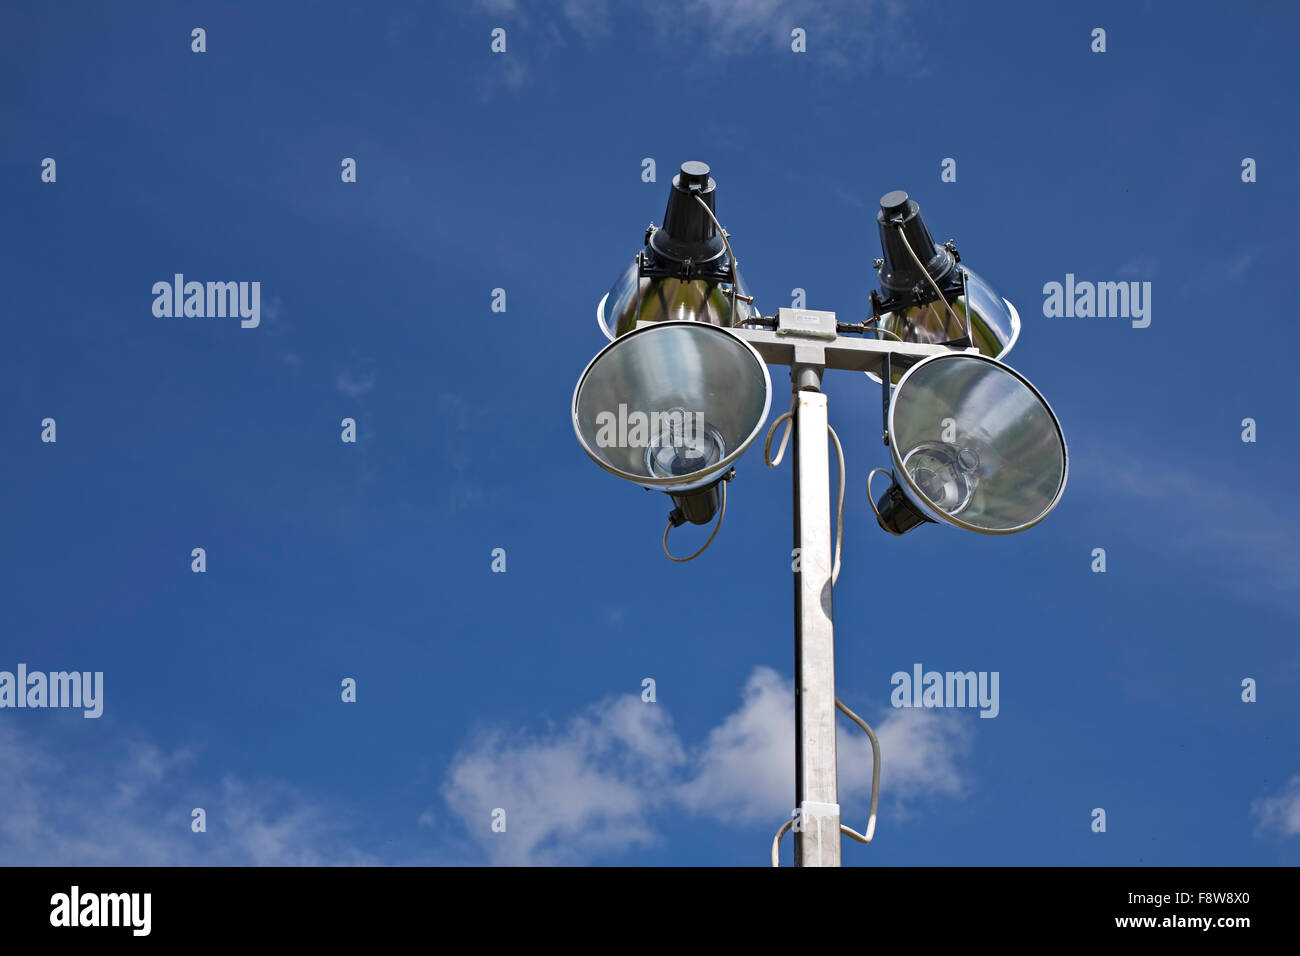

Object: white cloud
[868,703,971,807]
[440,666,972,864]
[1253,775,1300,839]
[0,668,974,866]
[677,666,794,823]
[441,695,684,865]
[0,722,372,866]
[678,666,970,824]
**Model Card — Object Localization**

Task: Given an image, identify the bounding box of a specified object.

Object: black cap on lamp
[649,161,727,267]
[871,190,965,321]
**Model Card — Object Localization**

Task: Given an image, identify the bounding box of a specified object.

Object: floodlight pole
[728,311,956,867]
[790,365,841,866]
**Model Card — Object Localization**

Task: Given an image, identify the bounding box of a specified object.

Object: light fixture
[871,352,1068,535]
[596,161,758,340]
[867,190,1020,384]
[572,319,772,533]
[573,158,1072,866]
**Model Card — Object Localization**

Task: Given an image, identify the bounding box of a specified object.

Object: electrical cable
[866,466,898,531]
[827,423,845,586]
[769,697,881,866]
[835,696,880,845]
[662,480,727,562]
[893,222,966,340]
[770,819,793,867]
[654,194,744,564]
[861,322,904,342]
[754,315,883,866]
[693,193,744,329]
[762,396,844,585]
[763,396,796,468]
[761,405,879,865]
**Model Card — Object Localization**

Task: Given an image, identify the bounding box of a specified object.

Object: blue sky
[1,0,1298,866]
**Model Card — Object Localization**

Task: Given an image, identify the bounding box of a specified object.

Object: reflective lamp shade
[596,160,757,340]
[876,353,1067,535]
[868,267,1021,385]
[868,190,1020,385]
[596,258,759,340]
[572,321,772,494]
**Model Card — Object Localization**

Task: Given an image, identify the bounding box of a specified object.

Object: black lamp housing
[642,161,732,282]
[869,190,968,347]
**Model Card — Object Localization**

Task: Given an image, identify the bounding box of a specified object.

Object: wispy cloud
[472,0,919,77]
[336,367,377,398]
[1,668,972,866]
[1107,460,1300,614]
[479,0,521,14]
[1252,775,1300,839]
[440,665,972,864]
[262,296,283,326]
[0,722,373,865]
[1118,256,1157,278]
[659,0,914,67]
[437,392,499,514]
[499,58,527,89]
[561,0,611,41]
[1224,251,1255,282]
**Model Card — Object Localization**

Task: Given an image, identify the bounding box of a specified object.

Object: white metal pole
[731,316,946,866]
[791,368,841,867]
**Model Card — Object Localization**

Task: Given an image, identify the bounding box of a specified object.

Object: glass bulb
[645,409,724,479]
[902,439,980,516]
